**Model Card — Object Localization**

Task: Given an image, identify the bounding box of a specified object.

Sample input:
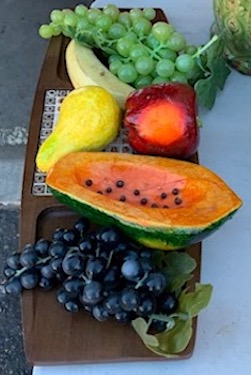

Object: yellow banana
[65,40,134,109]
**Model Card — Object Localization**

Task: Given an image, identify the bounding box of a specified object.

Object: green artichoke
[213,0,251,74]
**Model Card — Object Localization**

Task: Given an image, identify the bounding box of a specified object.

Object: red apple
[124,83,199,159]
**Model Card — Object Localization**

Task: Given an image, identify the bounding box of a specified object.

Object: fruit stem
[135,272,149,289]
[151,312,189,323]
[193,34,219,58]
[106,250,114,269]
[10,255,51,278]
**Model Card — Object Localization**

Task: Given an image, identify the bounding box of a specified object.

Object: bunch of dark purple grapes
[0,218,177,327]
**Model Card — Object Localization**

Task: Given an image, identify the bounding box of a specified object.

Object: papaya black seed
[172,188,179,195]
[116,180,124,188]
[134,189,140,196]
[161,192,167,199]
[85,179,93,187]
[106,187,112,193]
[163,205,169,209]
[97,191,103,195]
[119,195,126,202]
[151,203,158,208]
[174,197,182,205]
[140,198,148,205]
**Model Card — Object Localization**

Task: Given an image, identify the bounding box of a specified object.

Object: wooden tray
[20,9,201,365]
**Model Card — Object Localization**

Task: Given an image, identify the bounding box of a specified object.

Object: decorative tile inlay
[32,89,134,196]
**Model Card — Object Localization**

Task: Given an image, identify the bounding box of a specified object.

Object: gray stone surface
[0,2,94,373]
[0,206,32,375]
[0,0,93,204]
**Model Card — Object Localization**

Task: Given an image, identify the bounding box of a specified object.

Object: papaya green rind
[46,152,242,250]
[48,187,238,250]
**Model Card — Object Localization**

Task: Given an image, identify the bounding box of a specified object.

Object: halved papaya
[46,152,242,250]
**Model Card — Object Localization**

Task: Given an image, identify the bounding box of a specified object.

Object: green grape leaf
[160,251,197,295]
[169,273,194,296]
[131,318,159,347]
[205,35,224,68]
[162,251,197,275]
[209,56,231,90]
[194,35,231,109]
[194,76,218,109]
[132,317,192,357]
[178,283,213,318]
[152,318,193,355]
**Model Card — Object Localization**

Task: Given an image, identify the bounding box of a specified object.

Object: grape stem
[151,312,189,322]
[192,34,219,58]
[135,272,149,289]
[105,250,114,269]
[9,255,51,279]
[191,34,219,74]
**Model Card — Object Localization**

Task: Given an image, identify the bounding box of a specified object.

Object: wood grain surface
[20,9,201,365]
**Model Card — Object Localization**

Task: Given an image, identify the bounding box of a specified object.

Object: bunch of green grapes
[39,4,203,89]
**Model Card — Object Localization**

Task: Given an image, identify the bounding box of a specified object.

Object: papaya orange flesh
[46,152,242,250]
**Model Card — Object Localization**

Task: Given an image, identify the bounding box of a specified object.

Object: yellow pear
[36,86,121,172]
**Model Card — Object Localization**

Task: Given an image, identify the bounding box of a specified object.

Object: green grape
[135,56,155,75]
[129,9,143,20]
[152,76,170,84]
[129,44,149,62]
[109,60,123,75]
[175,54,195,73]
[143,8,156,21]
[87,8,102,24]
[118,12,132,29]
[95,14,113,31]
[157,48,177,61]
[186,62,202,81]
[123,31,138,43]
[146,33,160,49]
[156,59,175,77]
[103,4,120,21]
[63,12,78,28]
[132,17,152,37]
[74,4,88,17]
[134,75,152,89]
[62,29,73,38]
[62,9,73,15]
[151,69,158,78]
[38,24,54,39]
[108,23,126,39]
[76,18,92,32]
[117,63,138,83]
[108,54,122,64]
[51,22,62,36]
[50,9,64,24]
[171,71,188,83]
[165,32,187,52]
[185,44,198,55]
[151,22,174,43]
[116,38,134,57]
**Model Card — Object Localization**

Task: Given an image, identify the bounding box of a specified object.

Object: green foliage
[132,250,213,358]
[194,35,231,109]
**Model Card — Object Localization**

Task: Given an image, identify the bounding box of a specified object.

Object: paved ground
[0,206,32,375]
[0,0,93,204]
[0,1,92,373]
